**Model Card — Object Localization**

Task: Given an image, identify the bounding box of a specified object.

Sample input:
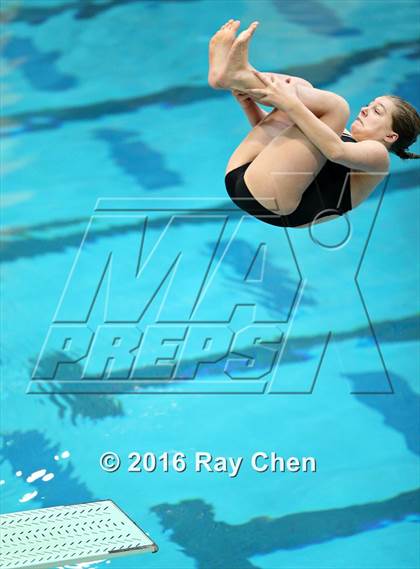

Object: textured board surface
[0,500,158,569]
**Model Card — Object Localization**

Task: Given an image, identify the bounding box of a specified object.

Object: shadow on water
[2,36,77,91]
[0,430,95,508]
[346,371,420,457]
[1,164,418,264]
[94,128,182,190]
[206,237,316,320]
[29,315,419,394]
[28,352,124,425]
[151,490,420,569]
[272,0,360,37]
[3,40,418,134]
[9,0,198,25]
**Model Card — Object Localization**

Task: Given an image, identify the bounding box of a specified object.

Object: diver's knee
[287,75,313,89]
[334,95,351,121]
[325,95,350,132]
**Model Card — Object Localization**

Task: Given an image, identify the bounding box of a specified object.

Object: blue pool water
[1,1,419,568]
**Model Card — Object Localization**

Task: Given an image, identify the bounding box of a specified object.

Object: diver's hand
[245,70,299,111]
[231,89,255,108]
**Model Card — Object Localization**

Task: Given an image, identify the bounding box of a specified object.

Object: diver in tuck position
[208,20,420,228]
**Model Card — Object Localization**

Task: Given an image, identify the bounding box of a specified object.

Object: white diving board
[0,500,158,568]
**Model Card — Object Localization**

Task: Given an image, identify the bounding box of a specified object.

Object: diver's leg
[213,20,348,177]
[209,19,314,93]
[209,21,313,94]
[225,86,349,173]
[225,113,294,173]
[209,20,314,115]
[210,20,323,171]
[232,72,314,127]
[241,100,350,215]
[208,19,242,88]
[209,20,259,89]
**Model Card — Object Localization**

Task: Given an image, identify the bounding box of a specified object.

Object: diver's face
[350,96,398,145]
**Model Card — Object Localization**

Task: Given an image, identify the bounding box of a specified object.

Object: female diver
[208,20,420,228]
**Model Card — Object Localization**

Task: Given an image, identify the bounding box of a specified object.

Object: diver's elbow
[326,141,345,163]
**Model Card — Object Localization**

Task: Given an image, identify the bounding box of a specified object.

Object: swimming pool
[1,1,419,568]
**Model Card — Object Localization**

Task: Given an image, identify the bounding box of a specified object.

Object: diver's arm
[245,71,389,173]
[246,73,389,172]
[232,90,268,126]
[286,98,390,172]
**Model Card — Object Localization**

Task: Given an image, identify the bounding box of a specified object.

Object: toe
[236,21,259,42]
[235,30,249,43]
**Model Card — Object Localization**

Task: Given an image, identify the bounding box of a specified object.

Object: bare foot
[208,19,241,88]
[216,21,260,90]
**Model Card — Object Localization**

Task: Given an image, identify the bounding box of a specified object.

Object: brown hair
[386,95,420,159]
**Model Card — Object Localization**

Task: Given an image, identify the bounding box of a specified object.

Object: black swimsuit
[224,133,357,228]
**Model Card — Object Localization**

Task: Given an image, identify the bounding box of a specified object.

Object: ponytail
[395,148,420,160]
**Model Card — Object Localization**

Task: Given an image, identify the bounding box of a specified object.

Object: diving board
[0,500,158,568]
